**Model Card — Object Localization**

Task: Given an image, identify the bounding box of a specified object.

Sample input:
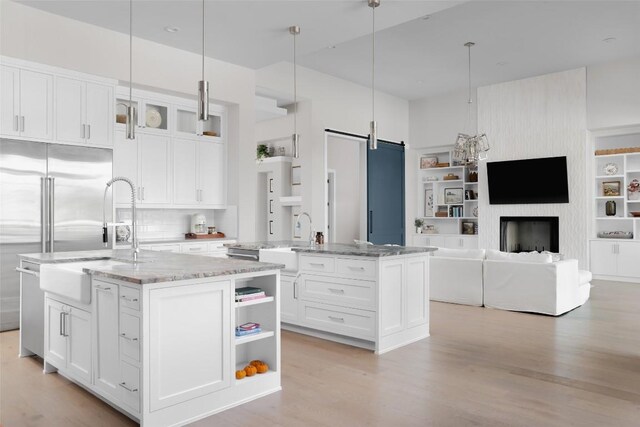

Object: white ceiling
[16,0,640,100]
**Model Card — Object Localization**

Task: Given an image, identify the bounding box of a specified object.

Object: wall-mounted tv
[487,156,569,204]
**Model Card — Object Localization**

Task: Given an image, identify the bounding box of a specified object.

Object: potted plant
[414,218,424,234]
[256,144,270,163]
[629,179,640,200]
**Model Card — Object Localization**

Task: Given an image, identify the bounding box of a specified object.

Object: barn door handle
[369,211,373,234]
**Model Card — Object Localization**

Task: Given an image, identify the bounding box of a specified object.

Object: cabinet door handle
[119,382,138,392]
[309,262,324,267]
[137,187,141,201]
[119,333,138,342]
[121,295,138,302]
[14,115,18,131]
[62,312,69,337]
[293,280,297,300]
[20,116,25,132]
[95,285,112,292]
[59,311,64,336]
[269,199,273,214]
[347,266,365,271]
[269,178,273,193]
[87,124,91,139]
[328,288,345,294]
[328,316,345,323]
[142,187,145,201]
[16,267,40,277]
[269,220,273,235]
[82,124,86,139]
[189,247,202,251]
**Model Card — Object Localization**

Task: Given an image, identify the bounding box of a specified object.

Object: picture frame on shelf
[602,181,621,197]
[420,156,438,169]
[291,165,302,186]
[444,187,463,204]
[293,214,301,238]
[424,189,434,217]
[464,189,476,200]
[462,222,475,235]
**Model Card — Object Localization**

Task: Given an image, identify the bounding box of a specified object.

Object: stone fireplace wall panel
[477,68,588,267]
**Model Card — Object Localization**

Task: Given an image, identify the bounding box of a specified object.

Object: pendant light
[368,0,380,150]
[125,0,135,140]
[453,42,489,165]
[198,0,209,121]
[289,25,300,158]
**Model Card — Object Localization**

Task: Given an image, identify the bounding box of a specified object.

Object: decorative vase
[416,227,422,234]
[629,191,640,201]
[605,200,617,216]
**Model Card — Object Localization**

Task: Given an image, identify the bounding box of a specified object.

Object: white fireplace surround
[477,68,588,267]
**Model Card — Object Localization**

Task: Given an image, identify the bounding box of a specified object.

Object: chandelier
[453,42,489,165]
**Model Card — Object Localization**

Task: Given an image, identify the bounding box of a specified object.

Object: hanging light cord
[293,30,297,136]
[202,0,205,81]
[129,0,133,108]
[371,4,376,122]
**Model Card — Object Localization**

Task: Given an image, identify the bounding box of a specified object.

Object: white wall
[477,68,588,267]
[256,62,410,238]
[327,135,362,244]
[587,57,640,130]
[0,1,258,240]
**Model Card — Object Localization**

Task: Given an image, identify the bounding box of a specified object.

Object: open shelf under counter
[235,296,274,308]
[235,330,274,346]
[234,362,278,385]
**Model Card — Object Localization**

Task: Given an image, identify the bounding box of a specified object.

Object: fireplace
[500,216,559,253]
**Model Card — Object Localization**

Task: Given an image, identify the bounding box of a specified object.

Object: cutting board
[185,232,226,239]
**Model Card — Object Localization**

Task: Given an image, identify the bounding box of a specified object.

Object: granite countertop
[225,240,314,250]
[226,241,437,257]
[19,249,284,285]
[291,243,437,257]
[116,237,238,247]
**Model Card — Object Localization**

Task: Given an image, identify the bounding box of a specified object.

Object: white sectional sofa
[429,248,592,316]
[429,248,485,306]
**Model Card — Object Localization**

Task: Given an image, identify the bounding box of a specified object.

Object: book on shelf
[236,291,266,302]
[238,322,260,331]
[235,327,262,337]
[235,286,263,296]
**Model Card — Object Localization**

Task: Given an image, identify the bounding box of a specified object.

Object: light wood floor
[2,280,639,426]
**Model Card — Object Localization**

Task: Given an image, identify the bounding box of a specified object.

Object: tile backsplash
[116,207,237,240]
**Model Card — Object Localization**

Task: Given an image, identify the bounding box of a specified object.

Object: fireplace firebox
[500,216,559,253]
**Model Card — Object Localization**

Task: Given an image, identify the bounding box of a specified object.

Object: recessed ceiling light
[164,26,180,33]
[422,15,431,20]
[328,45,337,49]
[496,61,508,66]
[602,37,617,43]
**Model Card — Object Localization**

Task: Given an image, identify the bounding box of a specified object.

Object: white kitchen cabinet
[280,274,298,324]
[139,134,171,204]
[590,240,640,279]
[149,281,231,411]
[56,77,113,146]
[413,235,445,248]
[290,252,430,354]
[44,298,91,384]
[113,130,171,206]
[444,236,478,249]
[93,280,120,399]
[173,138,226,207]
[0,65,53,140]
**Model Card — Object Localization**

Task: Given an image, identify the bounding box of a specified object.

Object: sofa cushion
[486,249,553,264]
[432,248,485,260]
[542,251,565,262]
[578,270,592,285]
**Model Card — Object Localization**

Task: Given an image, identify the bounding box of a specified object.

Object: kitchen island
[18,249,283,427]
[228,242,437,354]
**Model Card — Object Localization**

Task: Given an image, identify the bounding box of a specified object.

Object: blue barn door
[367,141,405,245]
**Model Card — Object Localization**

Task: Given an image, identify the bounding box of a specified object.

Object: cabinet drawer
[336,258,376,278]
[120,286,140,311]
[181,243,208,254]
[119,312,140,362]
[300,275,375,310]
[300,301,375,340]
[207,242,228,252]
[150,244,180,253]
[120,361,140,413]
[299,255,335,273]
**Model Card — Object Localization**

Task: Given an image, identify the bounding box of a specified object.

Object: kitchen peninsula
[229,242,436,354]
[17,249,283,427]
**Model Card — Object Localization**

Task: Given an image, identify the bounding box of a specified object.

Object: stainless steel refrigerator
[0,139,112,333]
